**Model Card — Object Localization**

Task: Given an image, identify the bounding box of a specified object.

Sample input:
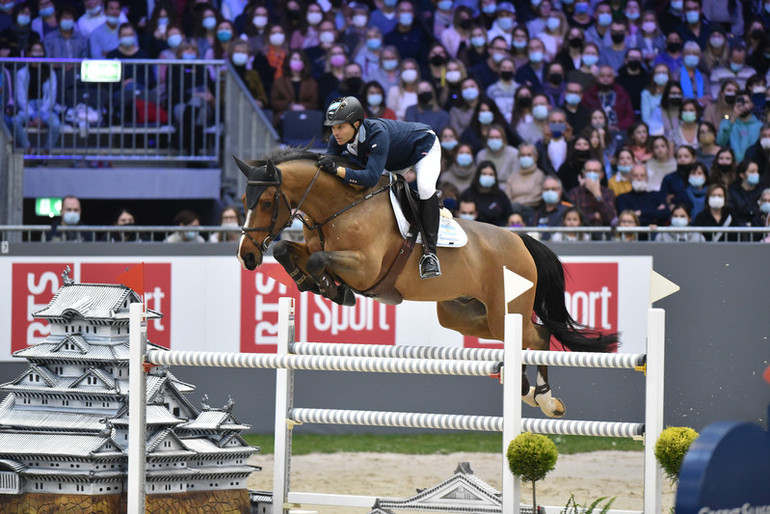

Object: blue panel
[24,168,222,199]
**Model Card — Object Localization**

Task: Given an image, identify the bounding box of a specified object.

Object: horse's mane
[248,146,363,170]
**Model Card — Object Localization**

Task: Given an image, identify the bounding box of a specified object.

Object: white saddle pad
[389,188,468,248]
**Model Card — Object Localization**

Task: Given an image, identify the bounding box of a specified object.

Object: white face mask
[631,180,648,192]
[269,32,285,46]
[401,68,418,83]
[761,137,770,150]
[708,195,725,209]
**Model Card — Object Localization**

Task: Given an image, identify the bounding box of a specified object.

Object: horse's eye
[261,200,273,210]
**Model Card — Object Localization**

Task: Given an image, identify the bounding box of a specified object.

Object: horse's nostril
[244,253,256,270]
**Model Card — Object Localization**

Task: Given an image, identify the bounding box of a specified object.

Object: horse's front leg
[306,250,364,307]
[273,240,320,294]
[533,365,566,418]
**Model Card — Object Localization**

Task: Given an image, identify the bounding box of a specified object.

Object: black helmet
[324,96,365,126]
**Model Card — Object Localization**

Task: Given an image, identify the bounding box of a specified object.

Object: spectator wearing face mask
[653,32,684,78]
[743,123,770,177]
[229,40,268,108]
[717,90,762,162]
[441,142,476,192]
[701,26,729,73]
[709,44,756,97]
[529,174,572,240]
[405,81,450,133]
[43,6,87,59]
[535,109,570,176]
[702,79,739,129]
[460,98,516,153]
[692,183,739,241]
[449,77,482,137]
[505,141,544,219]
[599,19,630,72]
[386,59,420,120]
[656,204,705,242]
[701,0,743,39]
[729,160,763,228]
[45,196,93,242]
[164,209,206,243]
[31,0,58,41]
[270,49,319,126]
[617,48,649,114]
[369,0,400,37]
[459,160,513,226]
[476,124,519,184]
[440,6,473,59]
[487,2,517,47]
[209,205,243,243]
[89,0,125,58]
[615,164,670,227]
[456,199,478,221]
[675,0,711,49]
[542,61,566,108]
[582,66,635,132]
[751,188,770,233]
[362,80,397,119]
[382,1,430,68]
[561,81,589,134]
[514,38,548,94]
[486,56,518,123]
[470,36,509,90]
[567,158,617,230]
[674,162,710,220]
[369,45,402,97]
[325,62,366,109]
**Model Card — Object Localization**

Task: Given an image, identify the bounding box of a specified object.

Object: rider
[319,96,443,279]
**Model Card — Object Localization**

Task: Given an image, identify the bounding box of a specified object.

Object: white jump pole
[644,307,665,514]
[274,297,295,514]
[127,302,147,512]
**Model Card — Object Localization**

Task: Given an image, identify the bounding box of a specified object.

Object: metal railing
[0,57,225,162]
[1,225,768,244]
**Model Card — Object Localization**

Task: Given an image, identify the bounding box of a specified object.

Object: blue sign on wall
[676,405,770,513]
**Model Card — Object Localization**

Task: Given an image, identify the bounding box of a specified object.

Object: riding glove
[318,157,338,175]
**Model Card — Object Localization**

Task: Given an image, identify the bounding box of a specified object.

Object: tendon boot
[418,193,442,279]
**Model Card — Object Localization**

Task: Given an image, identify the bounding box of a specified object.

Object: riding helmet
[324,96,366,126]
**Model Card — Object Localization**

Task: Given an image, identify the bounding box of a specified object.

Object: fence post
[127,303,147,512]
[644,307,665,514]
[273,297,295,514]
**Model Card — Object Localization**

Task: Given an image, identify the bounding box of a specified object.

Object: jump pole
[127,303,147,512]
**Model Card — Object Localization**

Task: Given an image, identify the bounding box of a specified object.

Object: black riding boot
[418,193,442,279]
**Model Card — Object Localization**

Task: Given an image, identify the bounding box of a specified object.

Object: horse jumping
[235,148,619,417]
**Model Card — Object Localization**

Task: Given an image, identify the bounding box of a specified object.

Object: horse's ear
[233,154,253,178]
[266,159,277,180]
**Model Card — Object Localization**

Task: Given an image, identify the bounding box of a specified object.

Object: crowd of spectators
[14,0,770,239]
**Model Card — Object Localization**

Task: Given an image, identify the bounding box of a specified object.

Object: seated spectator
[204,19,237,80]
[456,198,478,221]
[459,160,513,226]
[702,79,739,129]
[43,5,87,59]
[661,81,685,139]
[316,43,348,110]
[671,99,700,149]
[514,37,547,93]
[438,181,460,216]
[157,24,184,94]
[657,203,705,242]
[608,147,635,197]
[142,1,180,59]
[459,98,513,153]
[448,76,481,137]
[191,4,219,62]
[701,26,728,73]
[229,39,268,108]
[646,135,676,192]
[729,160,763,227]
[752,187,770,230]
[457,25,487,70]
[708,147,737,189]
[78,0,110,38]
[506,212,528,229]
[105,208,145,242]
[566,41,598,93]
[486,56,518,123]
[557,135,595,192]
[382,1,430,67]
[370,0,399,37]
[661,144,697,208]
[709,44,756,97]
[425,43,450,93]
[615,209,641,242]
[717,90,762,162]
[692,183,739,241]
[642,64,671,135]
[13,40,59,155]
[253,24,288,97]
[628,122,653,163]
[599,19,630,72]
[45,195,93,242]
[470,35,507,91]
[440,6,473,59]
[550,206,591,242]
[439,125,460,170]
[477,124,518,184]
[441,142,476,192]
[542,61,566,108]
[405,81,450,133]
[165,209,206,243]
[89,0,122,58]
[520,93,550,145]
[635,10,665,66]
[743,122,770,177]
[168,41,214,152]
[386,58,419,120]
[535,108,569,175]
[695,121,720,169]
[582,65,634,132]
[106,22,156,99]
[509,24,530,70]
[325,62,365,111]
[529,174,572,240]
[615,164,670,227]
[354,26,383,82]
[368,45,401,95]
[209,205,242,243]
[31,0,58,41]
[10,2,39,55]
[586,108,623,171]
[238,4,269,56]
[362,80,397,119]
[562,81,589,134]
[674,162,710,220]
[288,1,322,50]
[510,85,534,142]
[653,31,683,78]
[553,26,585,77]
[567,158,617,231]
[505,141,544,219]
[342,4,370,56]
[538,10,566,62]
[616,48,648,114]
[270,49,318,127]
[679,41,710,105]
[488,2,517,47]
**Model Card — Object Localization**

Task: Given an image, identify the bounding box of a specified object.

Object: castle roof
[178,409,250,431]
[0,432,122,457]
[32,282,161,322]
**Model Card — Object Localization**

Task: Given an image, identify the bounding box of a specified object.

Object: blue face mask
[683,54,699,68]
[512,40,527,49]
[747,173,760,186]
[39,6,55,17]
[382,59,398,71]
[16,14,30,26]
[542,190,559,204]
[575,3,589,14]
[565,93,581,105]
[487,138,504,151]
[497,17,513,31]
[617,164,632,174]
[689,175,705,188]
[217,30,233,42]
[584,171,600,181]
[582,54,598,67]
[462,87,479,101]
[459,213,475,220]
[478,111,494,125]
[398,12,413,26]
[479,175,496,188]
[438,0,454,11]
[549,122,566,138]
[760,201,770,214]
[106,15,120,26]
[519,156,535,168]
[120,35,136,47]
[185,230,198,241]
[456,153,473,167]
[366,38,381,50]
[384,0,397,6]
[182,52,197,60]
[367,93,383,106]
[528,51,544,63]
[471,36,486,48]
[167,34,183,48]
[654,73,669,86]
[441,140,458,151]
[203,16,217,30]
[730,62,743,73]
[685,10,699,24]
[597,13,613,26]
[670,216,688,227]
[59,19,75,31]
[62,211,80,225]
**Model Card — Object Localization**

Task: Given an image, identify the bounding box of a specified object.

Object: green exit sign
[81,60,122,83]
[35,197,62,218]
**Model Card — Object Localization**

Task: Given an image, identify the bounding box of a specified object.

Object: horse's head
[235,155,292,270]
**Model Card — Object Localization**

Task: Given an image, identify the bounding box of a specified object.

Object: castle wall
[0,489,250,513]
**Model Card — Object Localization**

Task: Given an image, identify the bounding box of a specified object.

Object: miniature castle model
[0,270,258,513]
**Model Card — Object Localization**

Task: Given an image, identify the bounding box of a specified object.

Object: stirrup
[419,253,441,279]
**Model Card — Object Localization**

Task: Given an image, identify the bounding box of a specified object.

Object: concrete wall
[1,242,768,434]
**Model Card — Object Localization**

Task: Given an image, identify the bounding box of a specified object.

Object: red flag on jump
[117,262,145,300]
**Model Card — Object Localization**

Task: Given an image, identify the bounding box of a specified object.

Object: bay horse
[235,148,618,418]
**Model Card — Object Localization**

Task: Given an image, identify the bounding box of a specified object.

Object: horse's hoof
[540,397,566,418]
[522,386,538,408]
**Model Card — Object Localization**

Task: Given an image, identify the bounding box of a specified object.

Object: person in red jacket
[581,65,635,132]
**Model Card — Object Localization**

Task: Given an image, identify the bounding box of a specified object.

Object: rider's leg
[414,135,442,279]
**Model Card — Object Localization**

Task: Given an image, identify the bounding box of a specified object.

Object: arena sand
[248,450,676,513]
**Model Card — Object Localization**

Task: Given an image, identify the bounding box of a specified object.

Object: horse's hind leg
[525,365,566,418]
[273,240,320,294]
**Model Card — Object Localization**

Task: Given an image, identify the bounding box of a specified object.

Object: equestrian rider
[319,96,443,279]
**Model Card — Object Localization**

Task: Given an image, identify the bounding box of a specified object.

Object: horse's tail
[518,233,619,353]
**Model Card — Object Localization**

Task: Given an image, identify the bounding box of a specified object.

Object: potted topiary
[507,432,558,513]
[654,426,699,482]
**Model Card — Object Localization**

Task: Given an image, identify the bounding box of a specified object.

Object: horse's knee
[306,252,329,278]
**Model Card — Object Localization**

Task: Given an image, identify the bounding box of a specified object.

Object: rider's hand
[318,157,337,176]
